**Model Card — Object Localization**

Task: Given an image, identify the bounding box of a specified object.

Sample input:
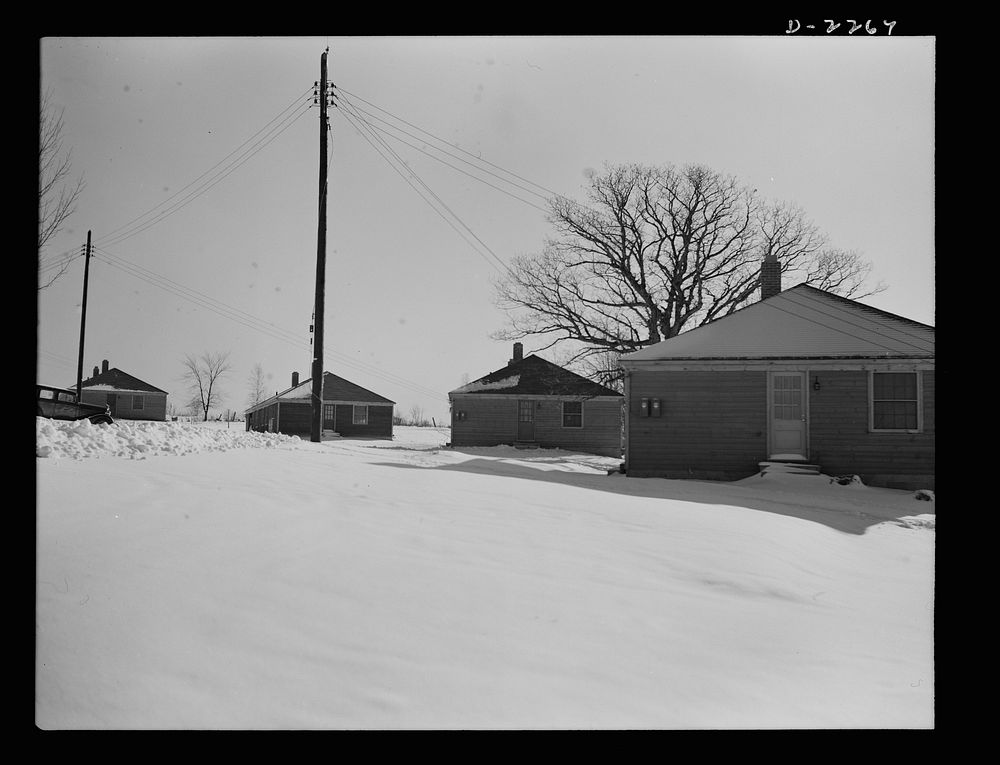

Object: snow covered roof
[450,354,621,398]
[623,285,935,363]
[247,371,395,412]
[79,367,168,394]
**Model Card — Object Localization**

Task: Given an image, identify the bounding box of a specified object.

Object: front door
[517,400,535,441]
[769,372,807,459]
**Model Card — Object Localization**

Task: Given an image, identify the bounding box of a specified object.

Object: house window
[353,405,368,425]
[133,395,144,410]
[562,400,583,428]
[871,372,920,432]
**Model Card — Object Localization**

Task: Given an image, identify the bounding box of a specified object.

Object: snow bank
[36,417,301,460]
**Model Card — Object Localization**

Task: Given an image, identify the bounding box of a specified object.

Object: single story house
[78,359,169,421]
[245,370,395,439]
[618,255,934,490]
[449,343,624,457]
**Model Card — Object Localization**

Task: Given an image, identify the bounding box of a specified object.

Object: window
[133,395,144,410]
[353,405,368,425]
[562,400,583,428]
[871,372,920,432]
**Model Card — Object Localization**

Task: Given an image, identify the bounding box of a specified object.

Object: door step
[513,440,538,450]
[759,460,821,476]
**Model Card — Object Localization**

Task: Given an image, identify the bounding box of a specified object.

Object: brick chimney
[760,253,781,301]
[292,371,299,387]
[102,359,109,374]
[509,342,523,365]
[92,365,99,378]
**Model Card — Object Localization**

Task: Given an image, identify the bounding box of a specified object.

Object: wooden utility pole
[311,49,329,442]
[75,230,92,399]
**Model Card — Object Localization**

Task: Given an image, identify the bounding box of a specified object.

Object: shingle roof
[623,284,934,362]
[79,367,168,394]
[252,371,395,409]
[450,354,622,397]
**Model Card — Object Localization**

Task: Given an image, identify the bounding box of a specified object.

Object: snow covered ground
[35,419,934,729]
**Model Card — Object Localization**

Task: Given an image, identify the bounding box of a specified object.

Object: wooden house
[78,359,168,421]
[619,256,935,490]
[449,344,623,457]
[245,371,395,439]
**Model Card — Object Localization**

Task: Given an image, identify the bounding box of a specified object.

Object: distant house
[618,255,935,490]
[449,343,624,457]
[245,371,395,439]
[78,360,169,421]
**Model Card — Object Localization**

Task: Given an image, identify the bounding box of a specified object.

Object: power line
[91,246,449,404]
[97,88,311,246]
[336,95,514,278]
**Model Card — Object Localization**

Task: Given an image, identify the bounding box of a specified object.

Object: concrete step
[759,460,821,476]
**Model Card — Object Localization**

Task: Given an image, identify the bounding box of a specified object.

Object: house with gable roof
[449,343,623,457]
[618,255,935,490]
[244,370,395,439]
[78,359,169,421]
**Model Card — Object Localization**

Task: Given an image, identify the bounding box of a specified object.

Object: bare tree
[408,404,427,427]
[246,362,267,409]
[38,89,85,290]
[494,162,884,370]
[181,351,232,422]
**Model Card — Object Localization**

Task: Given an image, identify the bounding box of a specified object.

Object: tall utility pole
[310,49,330,443]
[75,230,92,399]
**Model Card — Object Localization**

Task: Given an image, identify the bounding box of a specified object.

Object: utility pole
[75,230,92,399]
[311,49,330,443]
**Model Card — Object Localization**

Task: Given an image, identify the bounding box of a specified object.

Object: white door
[769,372,807,459]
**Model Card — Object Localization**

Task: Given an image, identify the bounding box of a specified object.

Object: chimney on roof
[102,359,109,374]
[292,371,299,387]
[509,342,523,365]
[760,253,781,301]
[93,366,99,378]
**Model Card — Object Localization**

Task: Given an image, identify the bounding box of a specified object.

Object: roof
[622,284,934,363]
[79,367,168,394]
[450,354,622,398]
[247,371,395,412]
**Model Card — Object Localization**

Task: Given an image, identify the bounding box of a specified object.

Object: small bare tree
[38,89,85,290]
[408,404,427,427]
[181,351,232,422]
[246,362,267,409]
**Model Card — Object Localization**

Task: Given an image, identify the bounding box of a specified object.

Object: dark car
[36,384,114,425]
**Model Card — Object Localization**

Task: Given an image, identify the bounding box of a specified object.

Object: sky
[35,419,935,729]
[36,36,935,425]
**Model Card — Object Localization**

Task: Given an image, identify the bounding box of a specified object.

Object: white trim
[448,393,622,402]
[561,400,584,428]
[868,370,924,434]
[621,358,934,373]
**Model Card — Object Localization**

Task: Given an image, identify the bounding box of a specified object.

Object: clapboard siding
[450,395,622,456]
[627,370,768,479]
[450,397,517,446]
[80,390,168,421]
[333,403,394,437]
[809,370,934,489]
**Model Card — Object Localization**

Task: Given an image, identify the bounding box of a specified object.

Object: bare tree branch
[38,89,85,290]
[181,351,233,421]
[494,162,886,371]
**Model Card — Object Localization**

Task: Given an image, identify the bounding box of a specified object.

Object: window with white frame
[353,405,368,425]
[562,400,583,428]
[132,395,144,410]
[871,372,920,432]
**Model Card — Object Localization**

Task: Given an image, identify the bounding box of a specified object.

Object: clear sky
[37,36,935,424]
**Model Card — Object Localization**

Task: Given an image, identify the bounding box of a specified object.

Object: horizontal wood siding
[808,370,934,489]
[80,390,167,421]
[532,398,622,457]
[450,396,518,447]
[276,402,312,438]
[333,403,394,438]
[246,403,279,432]
[450,395,622,456]
[627,370,768,480]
